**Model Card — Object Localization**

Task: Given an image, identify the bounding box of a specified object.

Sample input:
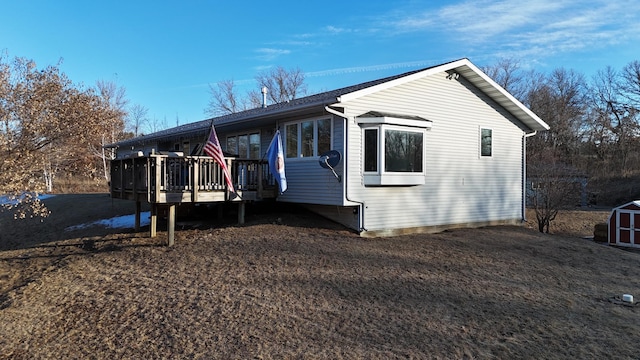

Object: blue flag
[267,130,287,194]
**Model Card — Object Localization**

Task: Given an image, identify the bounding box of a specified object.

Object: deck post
[135,201,141,232]
[168,204,176,246]
[192,157,199,202]
[257,165,263,200]
[154,155,162,203]
[238,201,245,225]
[119,159,125,199]
[150,203,157,238]
[217,203,224,220]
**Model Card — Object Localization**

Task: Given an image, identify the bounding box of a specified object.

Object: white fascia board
[357,116,432,129]
[337,59,470,103]
[337,58,550,133]
[460,61,550,132]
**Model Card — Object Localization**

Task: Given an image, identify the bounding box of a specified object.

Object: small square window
[480,128,492,157]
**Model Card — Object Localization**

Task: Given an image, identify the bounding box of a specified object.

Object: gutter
[522,131,537,222]
[324,105,367,232]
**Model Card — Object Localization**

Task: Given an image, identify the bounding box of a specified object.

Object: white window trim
[479,126,493,158]
[361,123,426,186]
[283,117,333,160]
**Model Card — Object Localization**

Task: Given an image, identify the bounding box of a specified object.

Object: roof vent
[261,86,268,108]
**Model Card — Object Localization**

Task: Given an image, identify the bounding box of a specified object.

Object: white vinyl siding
[342,71,526,232]
[276,117,344,205]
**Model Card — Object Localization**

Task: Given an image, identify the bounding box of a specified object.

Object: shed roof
[108,58,549,149]
[613,201,640,211]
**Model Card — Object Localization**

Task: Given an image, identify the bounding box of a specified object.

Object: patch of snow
[65,211,151,231]
[0,193,55,205]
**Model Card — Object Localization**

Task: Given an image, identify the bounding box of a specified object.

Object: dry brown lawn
[1,194,639,359]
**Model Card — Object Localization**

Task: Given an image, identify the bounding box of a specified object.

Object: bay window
[359,113,431,186]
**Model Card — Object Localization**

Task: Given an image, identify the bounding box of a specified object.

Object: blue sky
[1,0,639,128]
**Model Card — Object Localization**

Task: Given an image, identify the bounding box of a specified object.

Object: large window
[362,125,426,185]
[385,130,423,172]
[284,118,332,158]
[226,132,260,158]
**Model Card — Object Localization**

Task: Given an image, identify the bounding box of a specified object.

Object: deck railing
[110,154,277,203]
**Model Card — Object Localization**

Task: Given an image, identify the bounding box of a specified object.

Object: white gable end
[337,66,529,234]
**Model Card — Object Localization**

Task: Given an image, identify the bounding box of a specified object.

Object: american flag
[203,123,235,193]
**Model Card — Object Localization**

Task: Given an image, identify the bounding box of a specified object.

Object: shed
[608,201,640,247]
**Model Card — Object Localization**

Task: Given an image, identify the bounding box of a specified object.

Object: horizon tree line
[2,51,640,229]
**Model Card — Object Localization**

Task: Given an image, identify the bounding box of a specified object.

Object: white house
[109,58,549,237]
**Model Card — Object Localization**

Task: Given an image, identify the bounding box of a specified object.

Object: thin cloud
[255,48,291,61]
[389,0,640,61]
[437,0,564,39]
[324,25,352,34]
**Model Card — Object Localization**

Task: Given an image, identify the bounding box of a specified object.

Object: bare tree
[482,58,527,100]
[91,80,128,180]
[528,161,583,233]
[148,115,168,133]
[255,66,307,104]
[621,60,640,106]
[205,67,308,116]
[206,79,248,116]
[525,68,588,165]
[128,103,148,136]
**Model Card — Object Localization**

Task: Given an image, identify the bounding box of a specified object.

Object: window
[317,119,331,155]
[249,133,260,158]
[362,125,425,185]
[226,132,260,158]
[286,124,298,158]
[385,130,423,172]
[238,135,248,158]
[226,136,237,155]
[301,121,314,157]
[480,128,492,157]
[284,118,332,158]
[364,129,378,172]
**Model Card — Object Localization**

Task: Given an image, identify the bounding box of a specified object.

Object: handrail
[109,154,276,203]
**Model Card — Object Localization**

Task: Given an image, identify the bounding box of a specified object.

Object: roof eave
[336,58,550,133]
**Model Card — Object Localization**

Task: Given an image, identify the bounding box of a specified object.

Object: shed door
[616,210,640,246]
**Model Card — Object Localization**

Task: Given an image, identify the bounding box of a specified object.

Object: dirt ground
[1,194,638,359]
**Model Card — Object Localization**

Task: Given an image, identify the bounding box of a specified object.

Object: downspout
[324,105,367,232]
[522,131,537,222]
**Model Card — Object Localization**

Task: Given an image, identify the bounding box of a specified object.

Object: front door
[616,210,640,247]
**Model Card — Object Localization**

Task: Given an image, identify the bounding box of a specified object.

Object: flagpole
[261,125,279,162]
[199,118,216,156]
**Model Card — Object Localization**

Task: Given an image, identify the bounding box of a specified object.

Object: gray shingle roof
[106,62,444,148]
[108,58,552,148]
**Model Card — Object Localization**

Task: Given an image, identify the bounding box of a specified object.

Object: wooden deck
[110,153,277,204]
[109,153,278,246]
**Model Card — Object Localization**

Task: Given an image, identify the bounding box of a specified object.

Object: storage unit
[608,201,640,248]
